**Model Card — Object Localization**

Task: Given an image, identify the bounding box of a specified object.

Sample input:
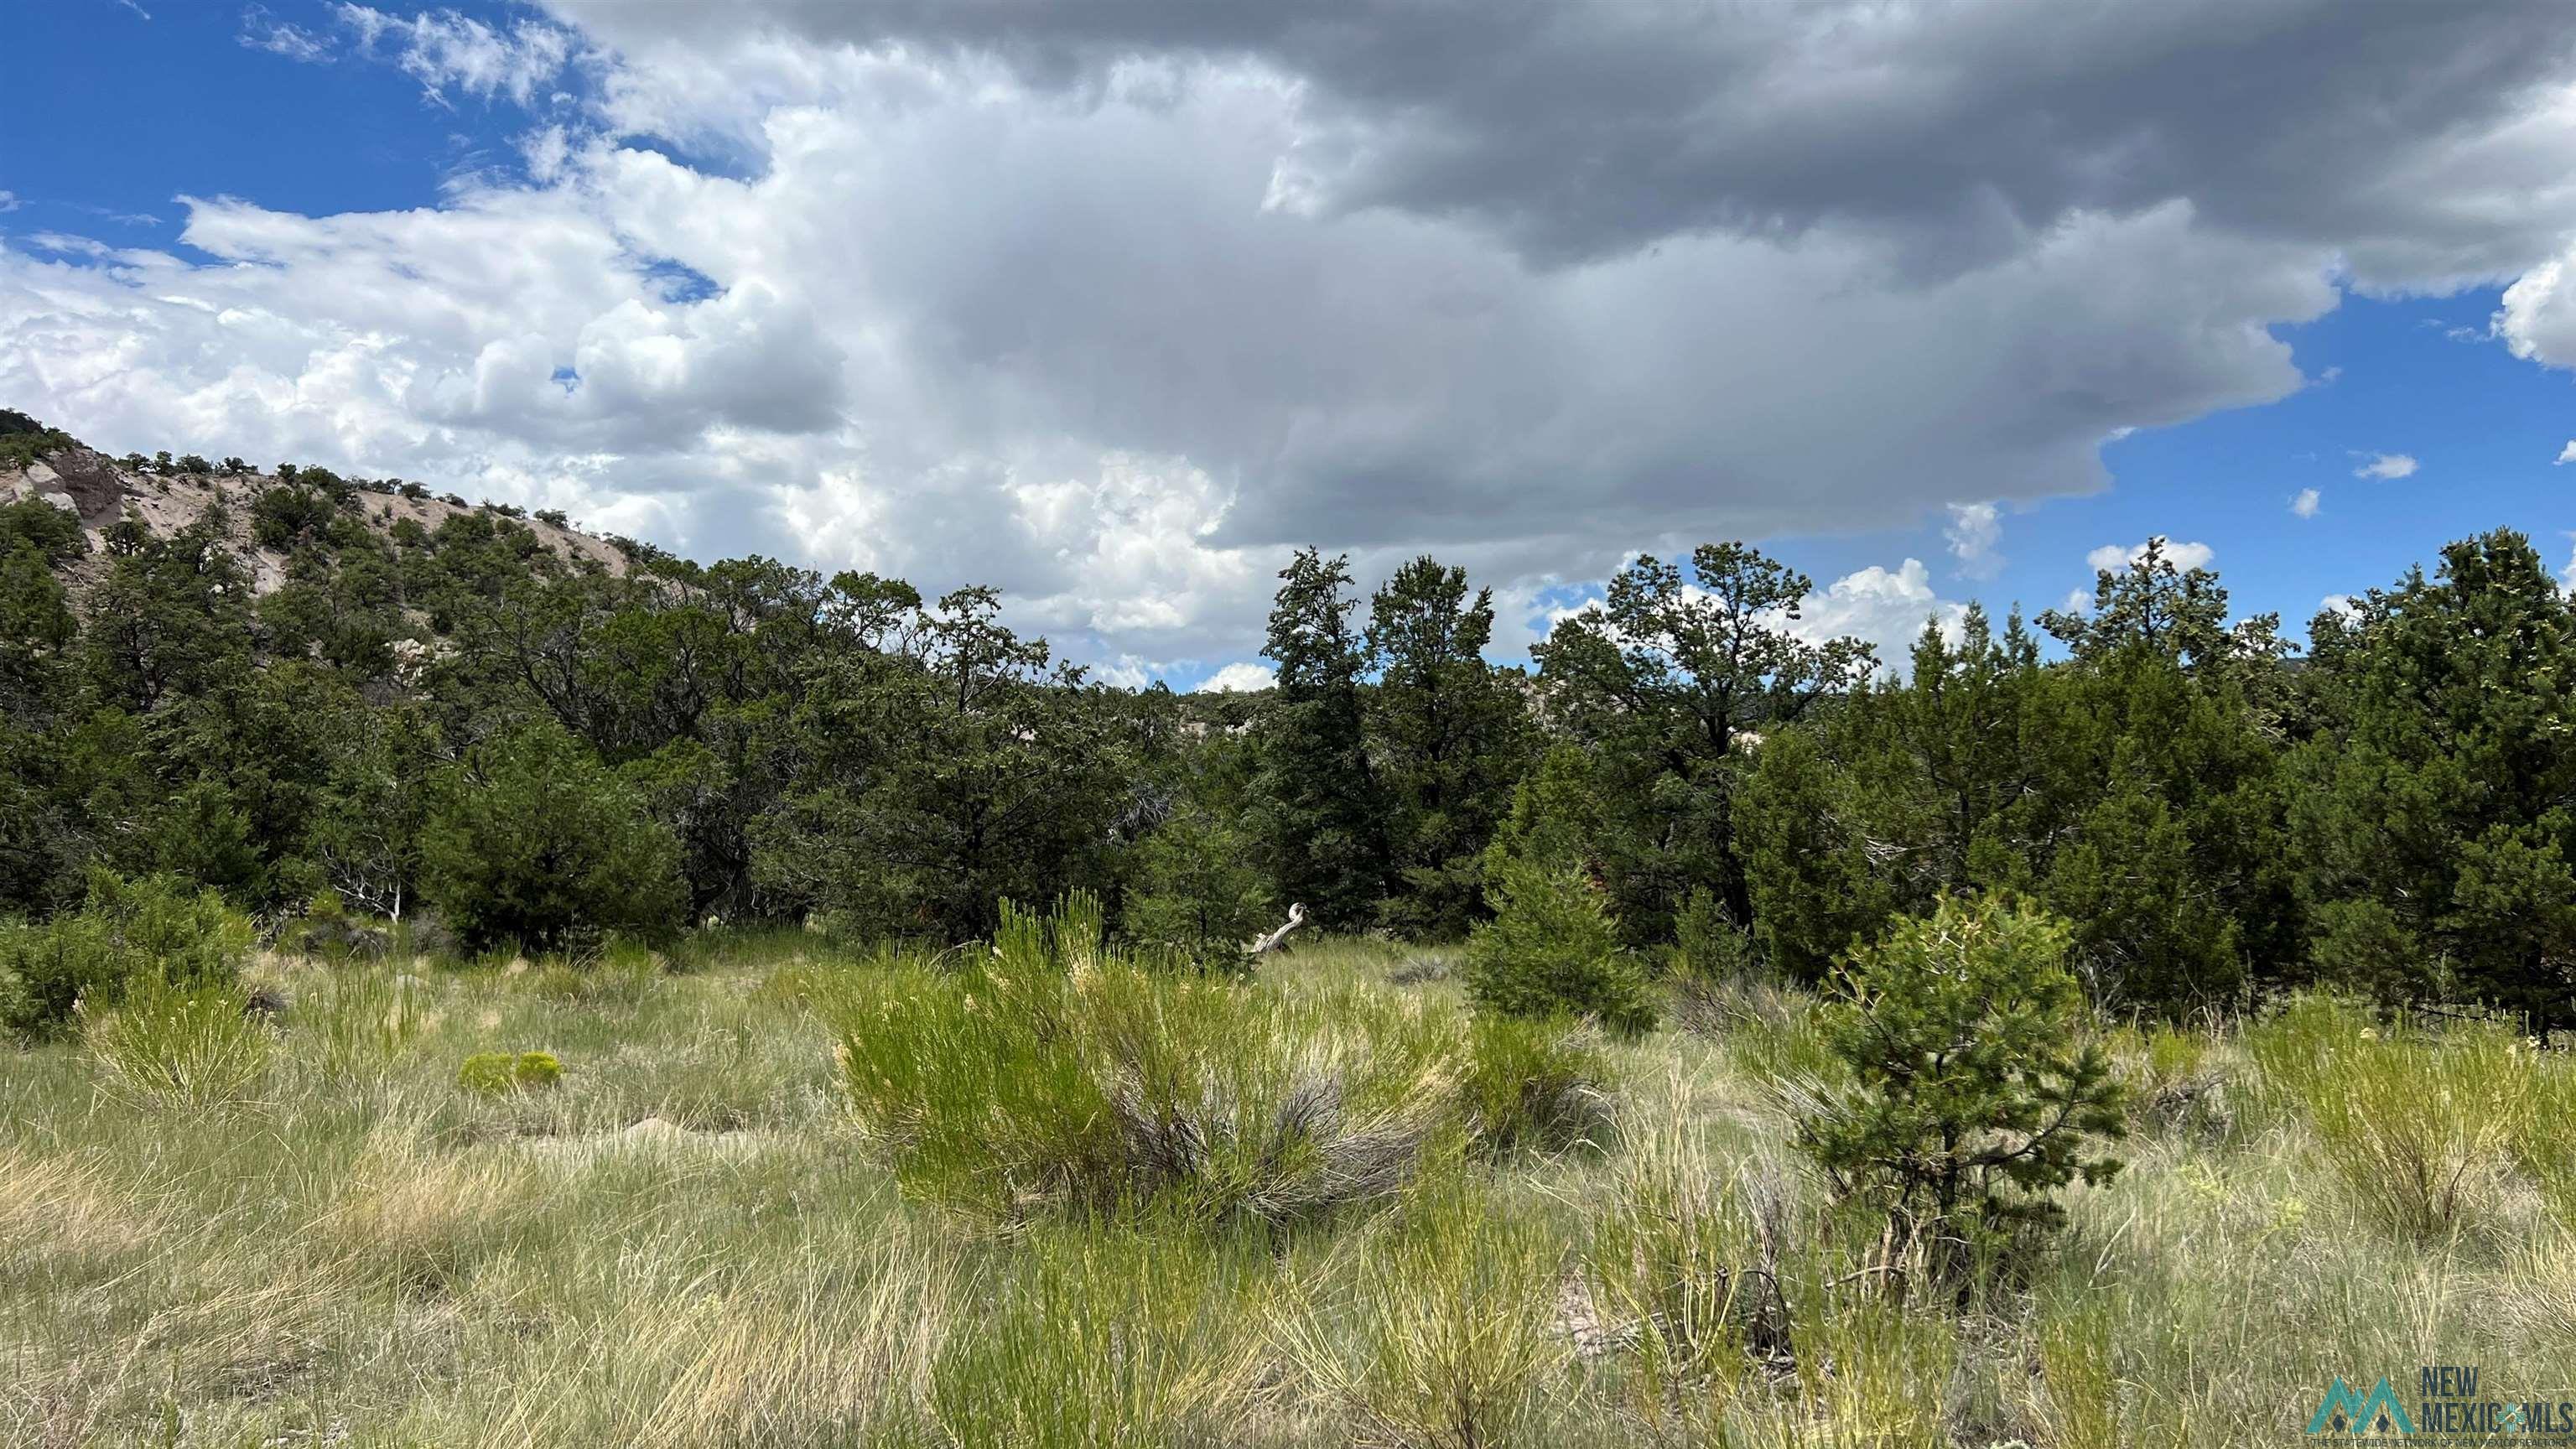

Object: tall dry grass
[7,941,2576,1446]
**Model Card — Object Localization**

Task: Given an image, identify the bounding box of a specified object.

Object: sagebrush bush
[82,975,274,1111]
[1792,894,2126,1296]
[1464,858,1654,1034]
[1,868,252,1037]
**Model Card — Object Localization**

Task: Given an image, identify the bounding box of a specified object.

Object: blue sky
[1778,288,2576,645]
[9,2,531,231]
[8,0,2576,687]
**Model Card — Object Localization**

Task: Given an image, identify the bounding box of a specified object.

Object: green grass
[80,977,277,1113]
[816,900,1602,1228]
[7,947,2576,1446]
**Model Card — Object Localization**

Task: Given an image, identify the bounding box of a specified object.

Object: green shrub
[458,1052,516,1094]
[824,894,1464,1226]
[251,483,336,550]
[418,716,686,953]
[1,869,253,1037]
[458,1050,564,1095]
[0,410,77,469]
[1463,858,1654,1034]
[1672,886,1753,981]
[1120,806,1272,973]
[1792,894,2127,1296]
[0,495,87,564]
[83,975,274,1111]
[281,889,391,962]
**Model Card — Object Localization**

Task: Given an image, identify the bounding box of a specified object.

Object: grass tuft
[2254,995,2533,1243]
[1275,1179,1571,1448]
[80,977,275,1112]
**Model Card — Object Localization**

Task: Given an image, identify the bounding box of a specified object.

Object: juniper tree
[2034,543,2297,1012]
[2288,529,2576,1031]
[1123,803,1273,971]
[418,715,685,952]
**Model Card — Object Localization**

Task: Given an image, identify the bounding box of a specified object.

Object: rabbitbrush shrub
[824,893,1609,1225]
[458,1050,565,1096]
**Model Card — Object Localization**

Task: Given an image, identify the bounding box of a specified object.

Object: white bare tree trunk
[1247,901,1306,958]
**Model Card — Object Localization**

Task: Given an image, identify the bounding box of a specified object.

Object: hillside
[3,439,627,599]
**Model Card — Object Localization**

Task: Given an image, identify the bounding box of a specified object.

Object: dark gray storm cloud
[554,0,2576,276]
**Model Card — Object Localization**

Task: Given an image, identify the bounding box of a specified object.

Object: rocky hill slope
[2,418,626,596]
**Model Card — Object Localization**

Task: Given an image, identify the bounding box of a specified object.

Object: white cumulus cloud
[1192,662,1277,693]
[1943,502,2003,580]
[1785,558,1966,673]
[2291,486,2321,518]
[2087,538,2216,574]
[2352,452,2418,480]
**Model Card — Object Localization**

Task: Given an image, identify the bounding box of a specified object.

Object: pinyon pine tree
[1795,893,2127,1296]
[1248,548,1387,928]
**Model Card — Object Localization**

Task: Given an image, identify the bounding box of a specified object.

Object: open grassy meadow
[8,926,2576,1448]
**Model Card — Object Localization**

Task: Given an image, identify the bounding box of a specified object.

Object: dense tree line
[2,420,2570,1031]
